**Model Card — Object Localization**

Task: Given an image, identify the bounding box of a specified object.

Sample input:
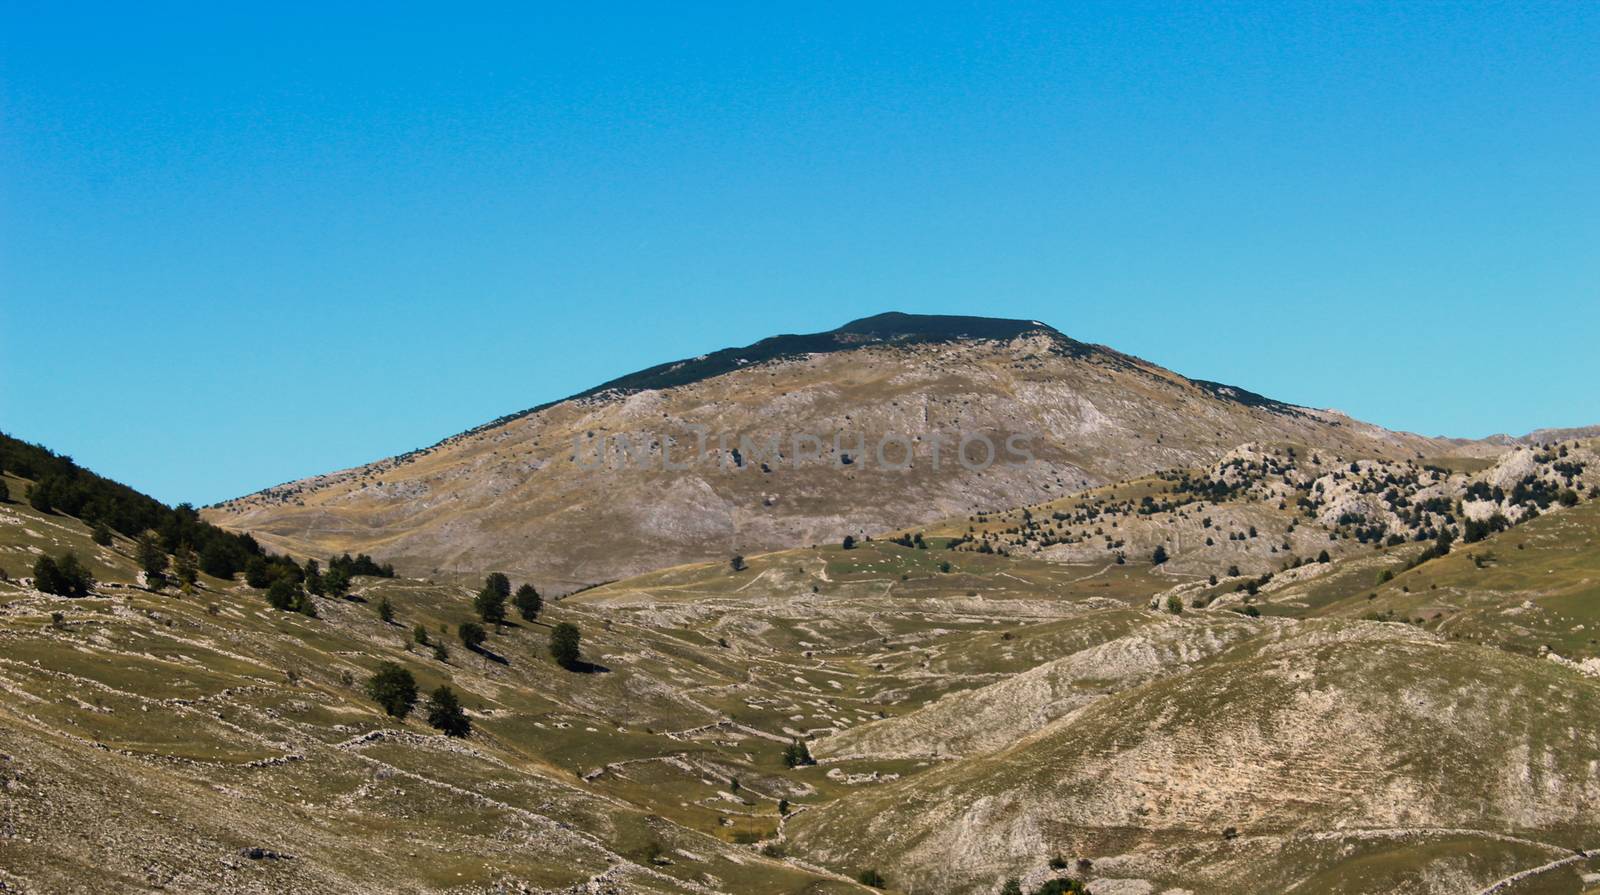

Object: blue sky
[3,3,1597,506]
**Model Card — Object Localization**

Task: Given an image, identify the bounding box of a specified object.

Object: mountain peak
[831,312,1060,342]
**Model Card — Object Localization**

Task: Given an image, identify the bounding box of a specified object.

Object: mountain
[205,313,1475,591]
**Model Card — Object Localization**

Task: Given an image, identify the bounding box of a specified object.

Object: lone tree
[475,578,508,625]
[730,554,747,572]
[550,622,582,670]
[842,535,856,550]
[857,869,885,888]
[458,621,487,651]
[513,583,542,621]
[1166,593,1184,614]
[425,685,471,737]
[1152,544,1169,565]
[377,595,394,624]
[365,662,418,719]
[91,521,113,547]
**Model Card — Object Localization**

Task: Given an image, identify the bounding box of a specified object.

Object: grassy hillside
[8,446,1600,894]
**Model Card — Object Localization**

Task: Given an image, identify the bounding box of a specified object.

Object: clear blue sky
[3,3,1597,506]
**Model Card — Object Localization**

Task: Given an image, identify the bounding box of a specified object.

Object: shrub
[1152,545,1168,565]
[841,535,856,550]
[1166,593,1183,614]
[782,739,815,768]
[365,662,418,719]
[857,869,885,888]
[425,685,471,737]
[377,595,394,623]
[730,554,747,572]
[413,623,430,646]
[91,521,113,546]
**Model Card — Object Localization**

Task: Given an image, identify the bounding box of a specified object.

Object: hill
[10,444,1600,894]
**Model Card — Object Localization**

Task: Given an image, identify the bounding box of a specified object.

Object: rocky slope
[206,314,1471,591]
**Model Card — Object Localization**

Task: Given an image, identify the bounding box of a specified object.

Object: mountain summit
[207,313,1464,589]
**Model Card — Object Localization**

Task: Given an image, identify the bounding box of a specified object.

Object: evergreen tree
[484,572,511,600]
[266,578,302,611]
[91,520,113,547]
[137,532,169,589]
[458,621,487,650]
[550,622,582,670]
[513,583,542,621]
[730,554,747,572]
[303,559,324,596]
[377,595,394,624]
[174,544,199,589]
[365,662,418,719]
[33,551,93,597]
[842,535,856,550]
[322,567,350,599]
[1152,544,1168,564]
[244,556,273,588]
[26,479,54,513]
[474,584,507,625]
[412,623,430,646]
[425,685,471,737]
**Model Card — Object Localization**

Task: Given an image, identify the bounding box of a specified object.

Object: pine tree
[458,621,487,650]
[425,685,471,737]
[137,532,169,589]
[303,559,324,596]
[484,572,511,600]
[550,622,581,670]
[365,662,418,719]
[513,583,542,621]
[174,544,199,589]
[474,584,507,625]
[377,595,394,624]
[322,567,350,599]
